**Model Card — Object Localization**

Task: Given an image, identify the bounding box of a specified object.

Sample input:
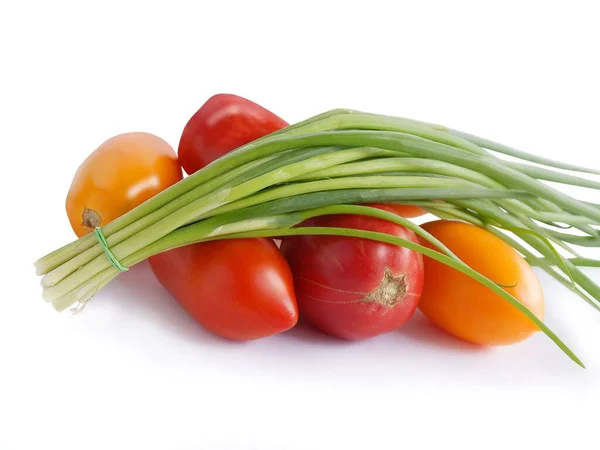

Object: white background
[2,1,600,449]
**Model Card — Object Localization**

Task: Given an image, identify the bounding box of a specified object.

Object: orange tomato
[419,220,544,346]
[387,204,427,218]
[66,132,183,237]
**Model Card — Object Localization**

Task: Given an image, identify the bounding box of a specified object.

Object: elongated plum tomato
[419,220,544,346]
[149,239,298,341]
[66,132,182,237]
[177,93,289,174]
[280,204,424,340]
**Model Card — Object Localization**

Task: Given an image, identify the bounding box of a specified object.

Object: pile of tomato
[66,94,544,347]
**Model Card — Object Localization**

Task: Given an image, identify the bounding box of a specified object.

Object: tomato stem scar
[360,268,407,307]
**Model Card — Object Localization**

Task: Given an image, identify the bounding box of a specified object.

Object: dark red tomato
[149,238,298,341]
[280,204,424,340]
[178,93,289,174]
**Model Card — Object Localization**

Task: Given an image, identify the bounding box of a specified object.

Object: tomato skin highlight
[149,238,298,341]
[281,204,424,340]
[66,132,183,237]
[177,93,289,174]
[419,220,545,346]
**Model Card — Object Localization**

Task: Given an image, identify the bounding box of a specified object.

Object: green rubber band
[94,227,129,272]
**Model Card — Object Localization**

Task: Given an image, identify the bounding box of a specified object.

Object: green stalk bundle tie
[94,227,129,272]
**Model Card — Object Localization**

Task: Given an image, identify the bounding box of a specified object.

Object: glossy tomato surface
[66,132,182,237]
[419,220,545,346]
[281,204,424,340]
[178,93,289,174]
[149,238,298,341]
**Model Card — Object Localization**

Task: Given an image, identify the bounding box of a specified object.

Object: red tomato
[149,239,298,341]
[177,93,289,174]
[280,204,424,340]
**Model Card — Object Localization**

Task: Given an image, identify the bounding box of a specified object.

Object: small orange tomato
[419,220,544,346]
[66,132,183,237]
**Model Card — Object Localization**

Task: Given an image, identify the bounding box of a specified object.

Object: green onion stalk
[34,109,600,367]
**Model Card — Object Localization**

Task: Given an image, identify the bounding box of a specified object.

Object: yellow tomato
[66,132,183,237]
[419,220,544,346]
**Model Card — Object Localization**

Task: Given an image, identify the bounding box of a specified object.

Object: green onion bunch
[34,109,600,366]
